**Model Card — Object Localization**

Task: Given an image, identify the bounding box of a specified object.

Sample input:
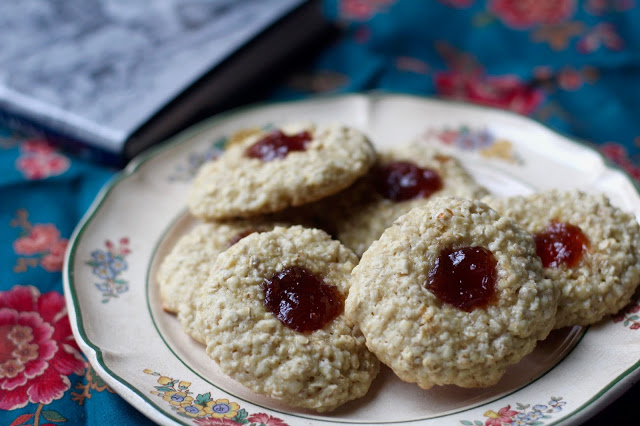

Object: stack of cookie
[159,123,381,412]
[157,123,640,411]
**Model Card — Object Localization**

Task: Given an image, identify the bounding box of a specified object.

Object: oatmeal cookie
[187,123,376,220]
[157,220,282,343]
[196,226,379,412]
[330,144,489,256]
[346,198,557,389]
[483,190,640,328]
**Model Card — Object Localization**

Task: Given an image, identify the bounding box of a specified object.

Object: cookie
[482,190,640,328]
[187,123,376,220]
[346,198,557,389]
[329,144,489,256]
[196,226,379,412]
[157,220,283,343]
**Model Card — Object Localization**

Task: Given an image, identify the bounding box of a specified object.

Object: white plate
[64,94,640,426]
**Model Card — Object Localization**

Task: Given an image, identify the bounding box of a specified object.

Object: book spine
[0,108,123,167]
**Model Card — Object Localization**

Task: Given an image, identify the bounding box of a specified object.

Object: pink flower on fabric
[0,286,85,410]
[586,0,635,15]
[13,225,61,256]
[435,71,543,115]
[16,152,70,180]
[489,0,576,29]
[21,140,56,155]
[40,239,69,272]
[12,217,68,273]
[248,413,289,426]
[533,66,554,80]
[557,68,583,91]
[577,23,624,54]
[340,0,397,20]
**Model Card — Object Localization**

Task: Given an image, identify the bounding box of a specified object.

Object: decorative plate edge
[62,93,640,426]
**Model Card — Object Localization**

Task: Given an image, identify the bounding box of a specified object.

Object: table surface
[2,1,640,424]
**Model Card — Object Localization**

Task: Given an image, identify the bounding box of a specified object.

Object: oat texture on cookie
[187,123,376,220]
[156,220,284,343]
[195,225,379,412]
[327,144,489,256]
[483,190,640,329]
[346,198,557,389]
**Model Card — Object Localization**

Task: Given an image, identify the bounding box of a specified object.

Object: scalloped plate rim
[63,93,640,426]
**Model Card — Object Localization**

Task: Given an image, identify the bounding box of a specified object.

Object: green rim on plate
[64,93,640,426]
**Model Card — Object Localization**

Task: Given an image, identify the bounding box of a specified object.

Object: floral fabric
[1,1,639,424]
[274,0,640,181]
[0,137,149,424]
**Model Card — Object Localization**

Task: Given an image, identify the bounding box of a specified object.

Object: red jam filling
[262,266,344,333]
[228,230,257,247]
[427,246,497,312]
[533,221,589,268]
[245,130,312,162]
[375,161,443,201]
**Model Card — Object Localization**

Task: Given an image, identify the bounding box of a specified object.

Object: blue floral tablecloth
[1,1,639,424]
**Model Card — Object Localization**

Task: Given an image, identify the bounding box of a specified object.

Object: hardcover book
[0,0,330,165]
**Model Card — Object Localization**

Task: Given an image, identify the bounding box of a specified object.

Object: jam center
[375,161,443,201]
[427,246,497,311]
[245,130,312,162]
[533,221,589,268]
[262,266,344,333]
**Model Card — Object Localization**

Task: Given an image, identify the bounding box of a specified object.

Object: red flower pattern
[21,140,56,155]
[435,71,544,115]
[15,140,70,180]
[613,302,640,323]
[13,224,60,255]
[0,286,85,410]
[16,153,70,180]
[40,239,69,272]
[340,0,397,20]
[557,68,583,91]
[489,0,576,29]
[485,405,519,426]
[248,413,289,426]
[13,222,68,273]
[586,0,635,15]
[577,23,624,54]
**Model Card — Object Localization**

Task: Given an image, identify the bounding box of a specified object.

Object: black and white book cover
[0,0,307,162]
